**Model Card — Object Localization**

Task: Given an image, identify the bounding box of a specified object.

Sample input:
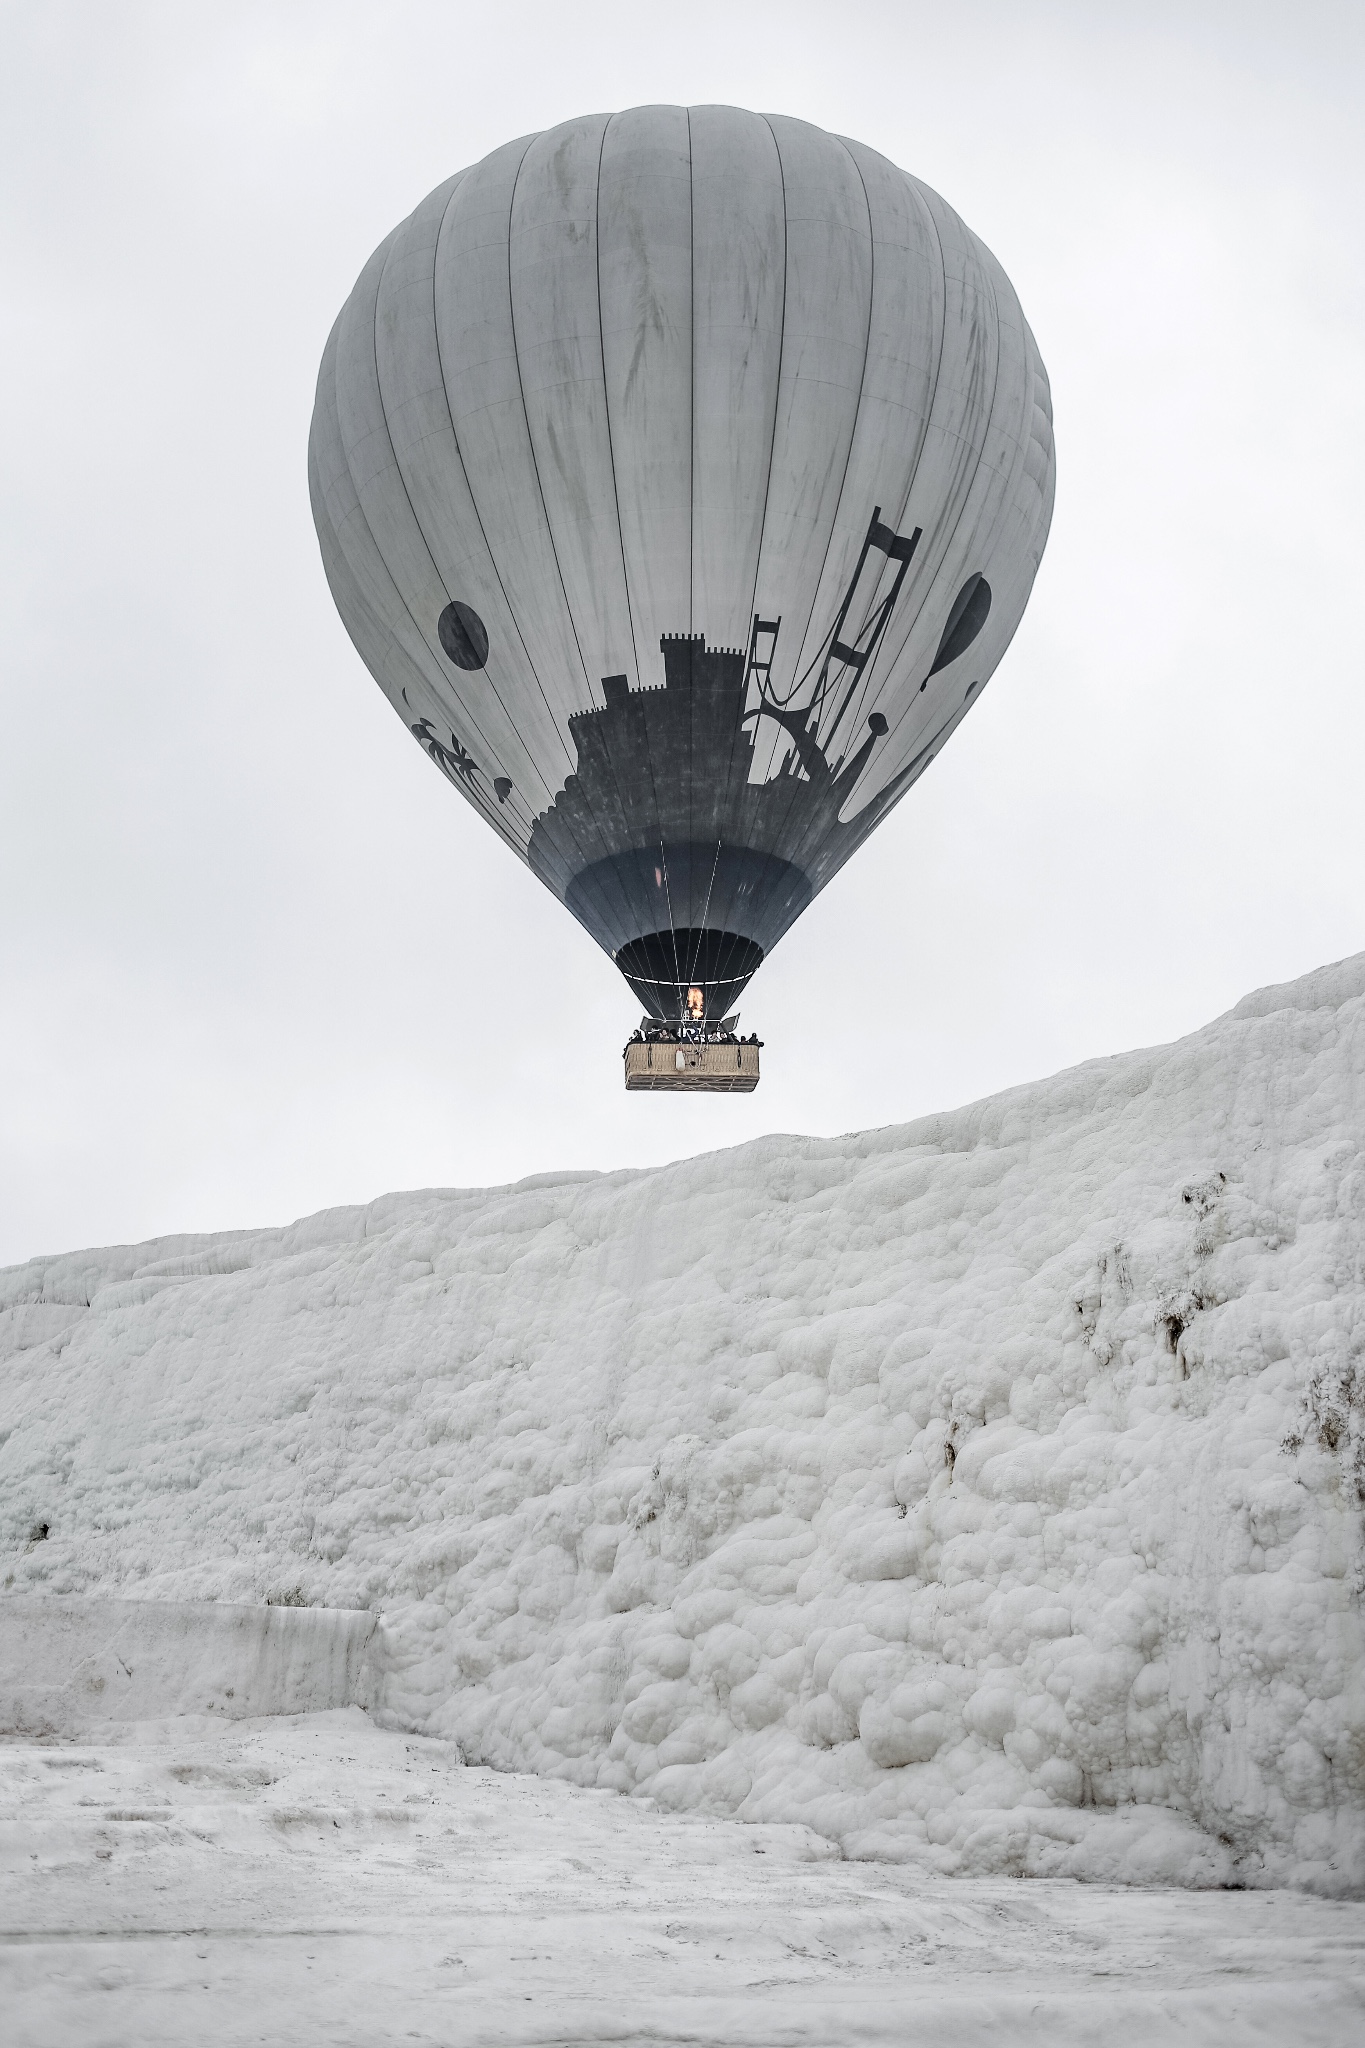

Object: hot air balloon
[309,107,1055,1091]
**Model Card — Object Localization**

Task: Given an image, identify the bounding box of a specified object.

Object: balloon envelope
[309,107,1055,1020]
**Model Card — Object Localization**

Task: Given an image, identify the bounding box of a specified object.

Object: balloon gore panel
[310,108,1055,1022]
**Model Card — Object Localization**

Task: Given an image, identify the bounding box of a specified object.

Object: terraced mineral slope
[3,955,1363,1892]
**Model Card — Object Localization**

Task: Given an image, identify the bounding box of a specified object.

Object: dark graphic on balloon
[528,603,947,1019]
[410,716,479,786]
[928,575,992,678]
[437,601,489,671]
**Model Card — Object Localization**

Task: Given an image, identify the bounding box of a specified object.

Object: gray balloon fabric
[309,106,1056,1020]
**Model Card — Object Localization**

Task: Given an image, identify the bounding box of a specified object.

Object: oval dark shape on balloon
[438,601,489,671]
[928,574,991,678]
[867,712,888,735]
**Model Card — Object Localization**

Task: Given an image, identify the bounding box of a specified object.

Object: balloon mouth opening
[615,929,764,1024]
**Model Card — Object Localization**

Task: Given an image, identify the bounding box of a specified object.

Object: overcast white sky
[2,0,1362,1266]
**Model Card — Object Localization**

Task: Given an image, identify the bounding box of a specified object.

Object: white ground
[3,952,1364,1906]
[2,1708,1362,2047]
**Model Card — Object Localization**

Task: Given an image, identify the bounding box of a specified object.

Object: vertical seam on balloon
[314,345,433,770]
[594,113,680,1002]
[312,360,439,810]
[368,206,533,861]
[687,104,696,646]
[473,142,643,941]
[785,134,876,730]
[507,123,649,954]
[684,111,735,997]
[834,170,950,732]
[831,163,949,763]
[878,218,1005,770]
[819,148,904,751]
[393,172,556,833]
[516,119,654,943]
[742,116,788,757]
[894,175,949,556]
[760,166,959,910]
[319,328,425,740]
[704,111,790,1004]
[680,111,755,1008]
[595,116,643,693]
[787,146,936,892]
[810,179,958,820]
[826,198,1008,851]
[426,149,627,930]
[749,131,880,922]
[714,117,855,1004]
[684,106,701,989]
[422,140,628,944]
[508,138,593,703]
[430,150,577,794]
[878,192,970,703]
[349,226,523,861]
[426,158,629,937]
[596,114,678,992]
[878,241,1008,772]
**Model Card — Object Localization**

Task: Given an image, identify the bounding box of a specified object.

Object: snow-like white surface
[0,1597,376,1730]
[3,1710,1362,2047]
[3,955,1364,1893]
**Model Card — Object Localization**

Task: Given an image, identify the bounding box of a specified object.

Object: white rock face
[0,1597,376,1731]
[3,957,1364,1893]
